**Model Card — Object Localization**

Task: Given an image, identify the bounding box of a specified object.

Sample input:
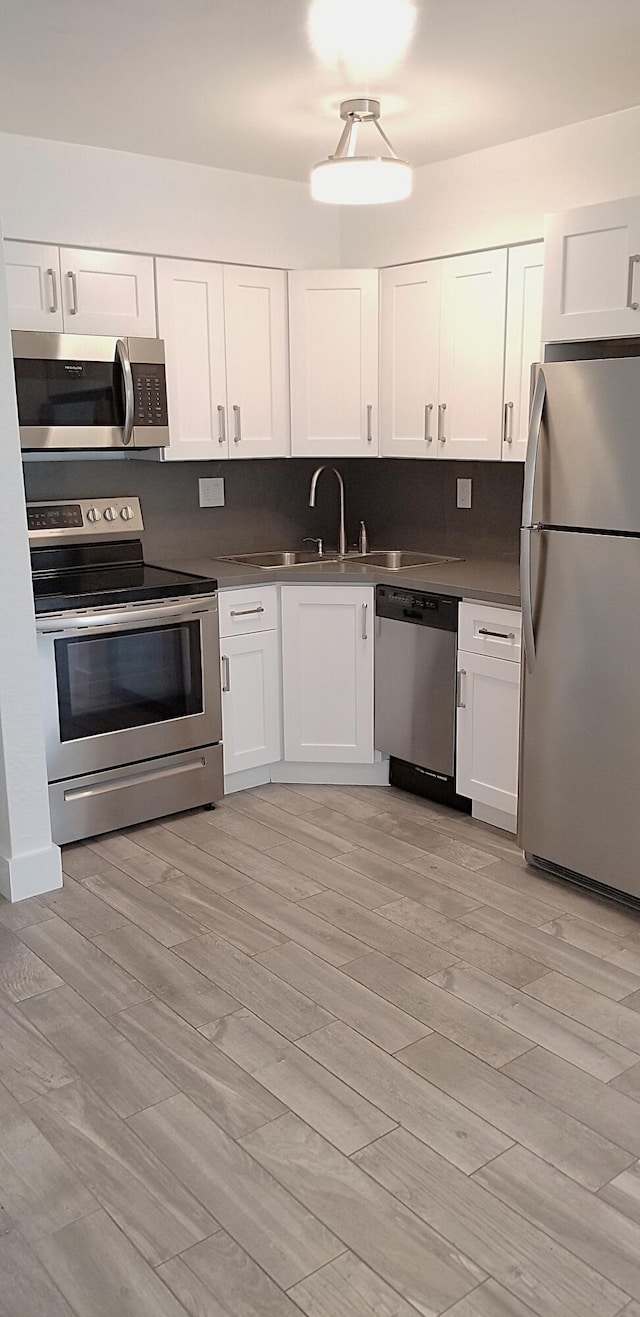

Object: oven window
[54,622,203,741]
[14,357,124,427]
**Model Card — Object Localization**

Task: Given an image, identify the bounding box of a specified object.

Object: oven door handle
[116,338,135,446]
[35,595,218,635]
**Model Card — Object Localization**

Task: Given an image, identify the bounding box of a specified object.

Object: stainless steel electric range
[28,496,223,844]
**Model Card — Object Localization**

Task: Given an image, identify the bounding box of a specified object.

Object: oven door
[36,596,222,781]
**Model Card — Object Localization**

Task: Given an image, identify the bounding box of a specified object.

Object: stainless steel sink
[220,550,339,568]
[351,550,463,570]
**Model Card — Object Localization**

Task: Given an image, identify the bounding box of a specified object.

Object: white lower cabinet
[219,587,282,781]
[281,585,374,763]
[456,603,522,831]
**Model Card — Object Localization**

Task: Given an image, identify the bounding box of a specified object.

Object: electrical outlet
[457,478,472,509]
[199,477,225,508]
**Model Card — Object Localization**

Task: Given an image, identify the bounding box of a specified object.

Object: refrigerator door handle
[521,525,541,672]
[522,365,546,528]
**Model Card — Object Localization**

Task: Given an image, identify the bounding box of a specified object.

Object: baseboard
[224,765,272,794]
[472,801,517,834]
[270,761,390,786]
[0,841,62,902]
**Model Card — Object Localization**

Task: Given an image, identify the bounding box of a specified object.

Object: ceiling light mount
[311,97,412,205]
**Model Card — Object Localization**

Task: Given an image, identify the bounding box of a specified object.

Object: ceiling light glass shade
[311,155,412,204]
[311,98,412,205]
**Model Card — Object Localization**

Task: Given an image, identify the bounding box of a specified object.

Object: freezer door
[519,528,640,898]
[529,359,640,533]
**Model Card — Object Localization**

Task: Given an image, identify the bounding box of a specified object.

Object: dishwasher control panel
[375,585,458,632]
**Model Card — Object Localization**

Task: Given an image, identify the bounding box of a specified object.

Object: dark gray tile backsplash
[23,457,522,563]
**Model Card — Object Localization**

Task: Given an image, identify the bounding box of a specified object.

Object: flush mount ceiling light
[311,98,412,205]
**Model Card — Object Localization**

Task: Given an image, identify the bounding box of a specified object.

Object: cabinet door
[60,247,156,336]
[289,270,378,457]
[221,630,282,776]
[223,266,290,458]
[503,243,544,462]
[156,258,228,461]
[380,261,441,458]
[439,249,507,461]
[3,240,64,331]
[456,650,520,816]
[543,199,640,343]
[281,585,374,762]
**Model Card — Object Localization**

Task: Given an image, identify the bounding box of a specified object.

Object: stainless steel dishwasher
[374,585,470,810]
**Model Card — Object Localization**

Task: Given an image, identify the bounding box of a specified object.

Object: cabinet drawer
[459,601,522,662]
[219,585,278,636]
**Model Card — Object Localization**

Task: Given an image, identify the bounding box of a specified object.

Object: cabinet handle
[361,602,368,640]
[367,404,373,444]
[221,655,230,692]
[233,404,242,444]
[424,403,433,442]
[456,668,466,709]
[627,255,640,311]
[478,627,516,640]
[217,404,227,445]
[437,402,447,443]
[67,270,78,315]
[229,606,265,617]
[46,268,58,314]
[503,400,514,444]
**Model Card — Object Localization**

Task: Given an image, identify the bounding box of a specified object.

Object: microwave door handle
[116,338,135,446]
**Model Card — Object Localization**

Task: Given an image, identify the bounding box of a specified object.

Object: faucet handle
[303,537,324,557]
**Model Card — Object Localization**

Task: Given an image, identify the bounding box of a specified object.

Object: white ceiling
[2,0,640,182]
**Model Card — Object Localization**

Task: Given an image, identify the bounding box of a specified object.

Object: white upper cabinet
[157,258,289,461]
[4,241,64,331]
[380,261,441,458]
[281,584,374,763]
[289,270,379,457]
[4,241,156,337]
[543,198,640,342]
[59,248,156,336]
[223,266,290,459]
[502,242,544,462]
[438,248,508,461]
[156,258,228,461]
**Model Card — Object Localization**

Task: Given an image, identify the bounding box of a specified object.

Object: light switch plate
[457,478,472,509]
[199,477,225,508]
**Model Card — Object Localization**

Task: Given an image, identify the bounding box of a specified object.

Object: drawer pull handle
[361,602,368,640]
[456,669,466,708]
[230,606,265,617]
[67,270,78,315]
[47,268,58,314]
[366,403,373,444]
[478,627,516,640]
[503,400,514,444]
[221,655,231,691]
[217,404,227,445]
[437,402,447,443]
[233,404,242,443]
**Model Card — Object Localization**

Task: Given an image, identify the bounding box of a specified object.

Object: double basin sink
[222,549,462,570]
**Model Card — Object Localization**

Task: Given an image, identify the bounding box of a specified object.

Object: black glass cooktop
[31,540,217,616]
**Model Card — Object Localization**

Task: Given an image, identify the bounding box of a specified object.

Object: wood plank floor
[2,783,640,1315]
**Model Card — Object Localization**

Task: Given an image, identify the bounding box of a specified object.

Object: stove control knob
[120,505,134,521]
[86,507,101,523]
[103,506,118,522]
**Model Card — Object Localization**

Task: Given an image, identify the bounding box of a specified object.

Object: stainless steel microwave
[12,331,170,450]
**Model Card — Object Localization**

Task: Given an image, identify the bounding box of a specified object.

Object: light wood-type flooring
[2,783,640,1315]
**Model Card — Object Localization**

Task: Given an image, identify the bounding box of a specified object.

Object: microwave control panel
[132,363,168,427]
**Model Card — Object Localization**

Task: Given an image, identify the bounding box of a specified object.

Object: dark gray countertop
[157,552,521,607]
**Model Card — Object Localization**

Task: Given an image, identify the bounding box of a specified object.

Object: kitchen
[3,2,640,1313]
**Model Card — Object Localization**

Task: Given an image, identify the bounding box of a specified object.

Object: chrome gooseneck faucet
[309,466,347,558]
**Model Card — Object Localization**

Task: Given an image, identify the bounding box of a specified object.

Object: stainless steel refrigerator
[519,357,640,901]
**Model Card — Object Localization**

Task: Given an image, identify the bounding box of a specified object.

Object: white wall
[0,132,340,269]
[340,105,640,267]
[0,224,61,901]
